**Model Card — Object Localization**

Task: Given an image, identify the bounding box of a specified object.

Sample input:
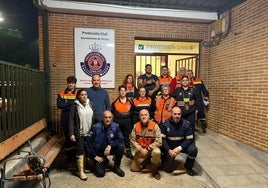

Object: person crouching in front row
[130,109,162,180]
[161,106,198,176]
[85,110,125,177]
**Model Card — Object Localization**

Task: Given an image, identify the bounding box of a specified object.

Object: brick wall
[38,0,268,151]
[38,14,209,134]
[206,0,268,152]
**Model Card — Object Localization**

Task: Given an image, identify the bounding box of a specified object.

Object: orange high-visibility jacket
[154,96,176,124]
[135,120,156,148]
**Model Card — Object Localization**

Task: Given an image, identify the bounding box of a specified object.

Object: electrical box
[211,19,225,37]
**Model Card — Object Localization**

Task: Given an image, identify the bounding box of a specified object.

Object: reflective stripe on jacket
[154,96,176,124]
[159,76,172,86]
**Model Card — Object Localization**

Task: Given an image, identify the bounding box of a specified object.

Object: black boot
[200,120,207,133]
[113,166,125,177]
[113,157,125,177]
[151,164,161,180]
[184,157,197,176]
[125,148,134,160]
[113,146,125,177]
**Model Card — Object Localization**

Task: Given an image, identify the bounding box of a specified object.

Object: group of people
[56,64,209,181]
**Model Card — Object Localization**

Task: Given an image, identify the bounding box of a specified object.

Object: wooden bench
[0,118,64,187]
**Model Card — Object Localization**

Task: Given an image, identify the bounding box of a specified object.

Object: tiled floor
[3,129,268,188]
[195,130,268,188]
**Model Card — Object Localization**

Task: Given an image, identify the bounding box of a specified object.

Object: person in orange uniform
[187,70,209,133]
[130,109,162,180]
[169,67,186,94]
[123,74,138,100]
[132,87,155,124]
[111,85,134,159]
[56,76,77,168]
[159,66,172,88]
[154,84,176,126]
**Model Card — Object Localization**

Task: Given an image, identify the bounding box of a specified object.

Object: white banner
[75,28,115,88]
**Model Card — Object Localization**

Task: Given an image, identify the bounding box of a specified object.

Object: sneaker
[113,167,125,177]
[201,128,206,133]
[186,168,196,176]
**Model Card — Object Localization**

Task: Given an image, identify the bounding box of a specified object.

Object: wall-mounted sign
[75,28,115,88]
[135,40,199,54]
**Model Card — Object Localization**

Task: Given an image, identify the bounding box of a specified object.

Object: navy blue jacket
[161,118,194,152]
[172,86,201,116]
[85,121,124,158]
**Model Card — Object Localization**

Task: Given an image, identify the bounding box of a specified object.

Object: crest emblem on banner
[80,43,110,77]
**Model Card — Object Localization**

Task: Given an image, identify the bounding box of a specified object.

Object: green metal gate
[0,60,47,142]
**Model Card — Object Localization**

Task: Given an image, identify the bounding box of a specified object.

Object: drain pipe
[34,0,52,130]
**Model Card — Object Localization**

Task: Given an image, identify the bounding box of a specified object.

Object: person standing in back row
[187,70,209,133]
[170,67,186,94]
[158,66,173,91]
[132,87,155,124]
[87,74,111,122]
[137,64,160,99]
[56,76,77,169]
[111,85,134,159]
[172,75,201,135]
[154,84,176,126]
[123,74,138,100]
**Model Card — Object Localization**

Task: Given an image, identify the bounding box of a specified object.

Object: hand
[168,149,177,158]
[94,156,104,163]
[70,135,76,142]
[147,90,154,97]
[104,145,111,156]
[140,148,148,156]
[173,147,181,156]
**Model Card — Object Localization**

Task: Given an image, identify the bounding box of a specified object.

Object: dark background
[0,0,39,68]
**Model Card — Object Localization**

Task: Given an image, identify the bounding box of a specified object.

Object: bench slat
[11,135,64,181]
[0,119,47,161]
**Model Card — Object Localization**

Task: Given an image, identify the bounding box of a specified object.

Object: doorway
[134,40,200,83]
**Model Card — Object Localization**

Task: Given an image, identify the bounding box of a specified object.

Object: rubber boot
[76,155,88,181]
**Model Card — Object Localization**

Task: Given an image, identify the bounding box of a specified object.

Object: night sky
[0,0,39,67]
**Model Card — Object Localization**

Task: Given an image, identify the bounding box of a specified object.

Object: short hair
[181,75,189,80]
[92,74,100,78]
[66,76,77,83]
[145,64,151,68]
[118,85,126,91]
[161,84,170,91]
[161,65,168,70]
